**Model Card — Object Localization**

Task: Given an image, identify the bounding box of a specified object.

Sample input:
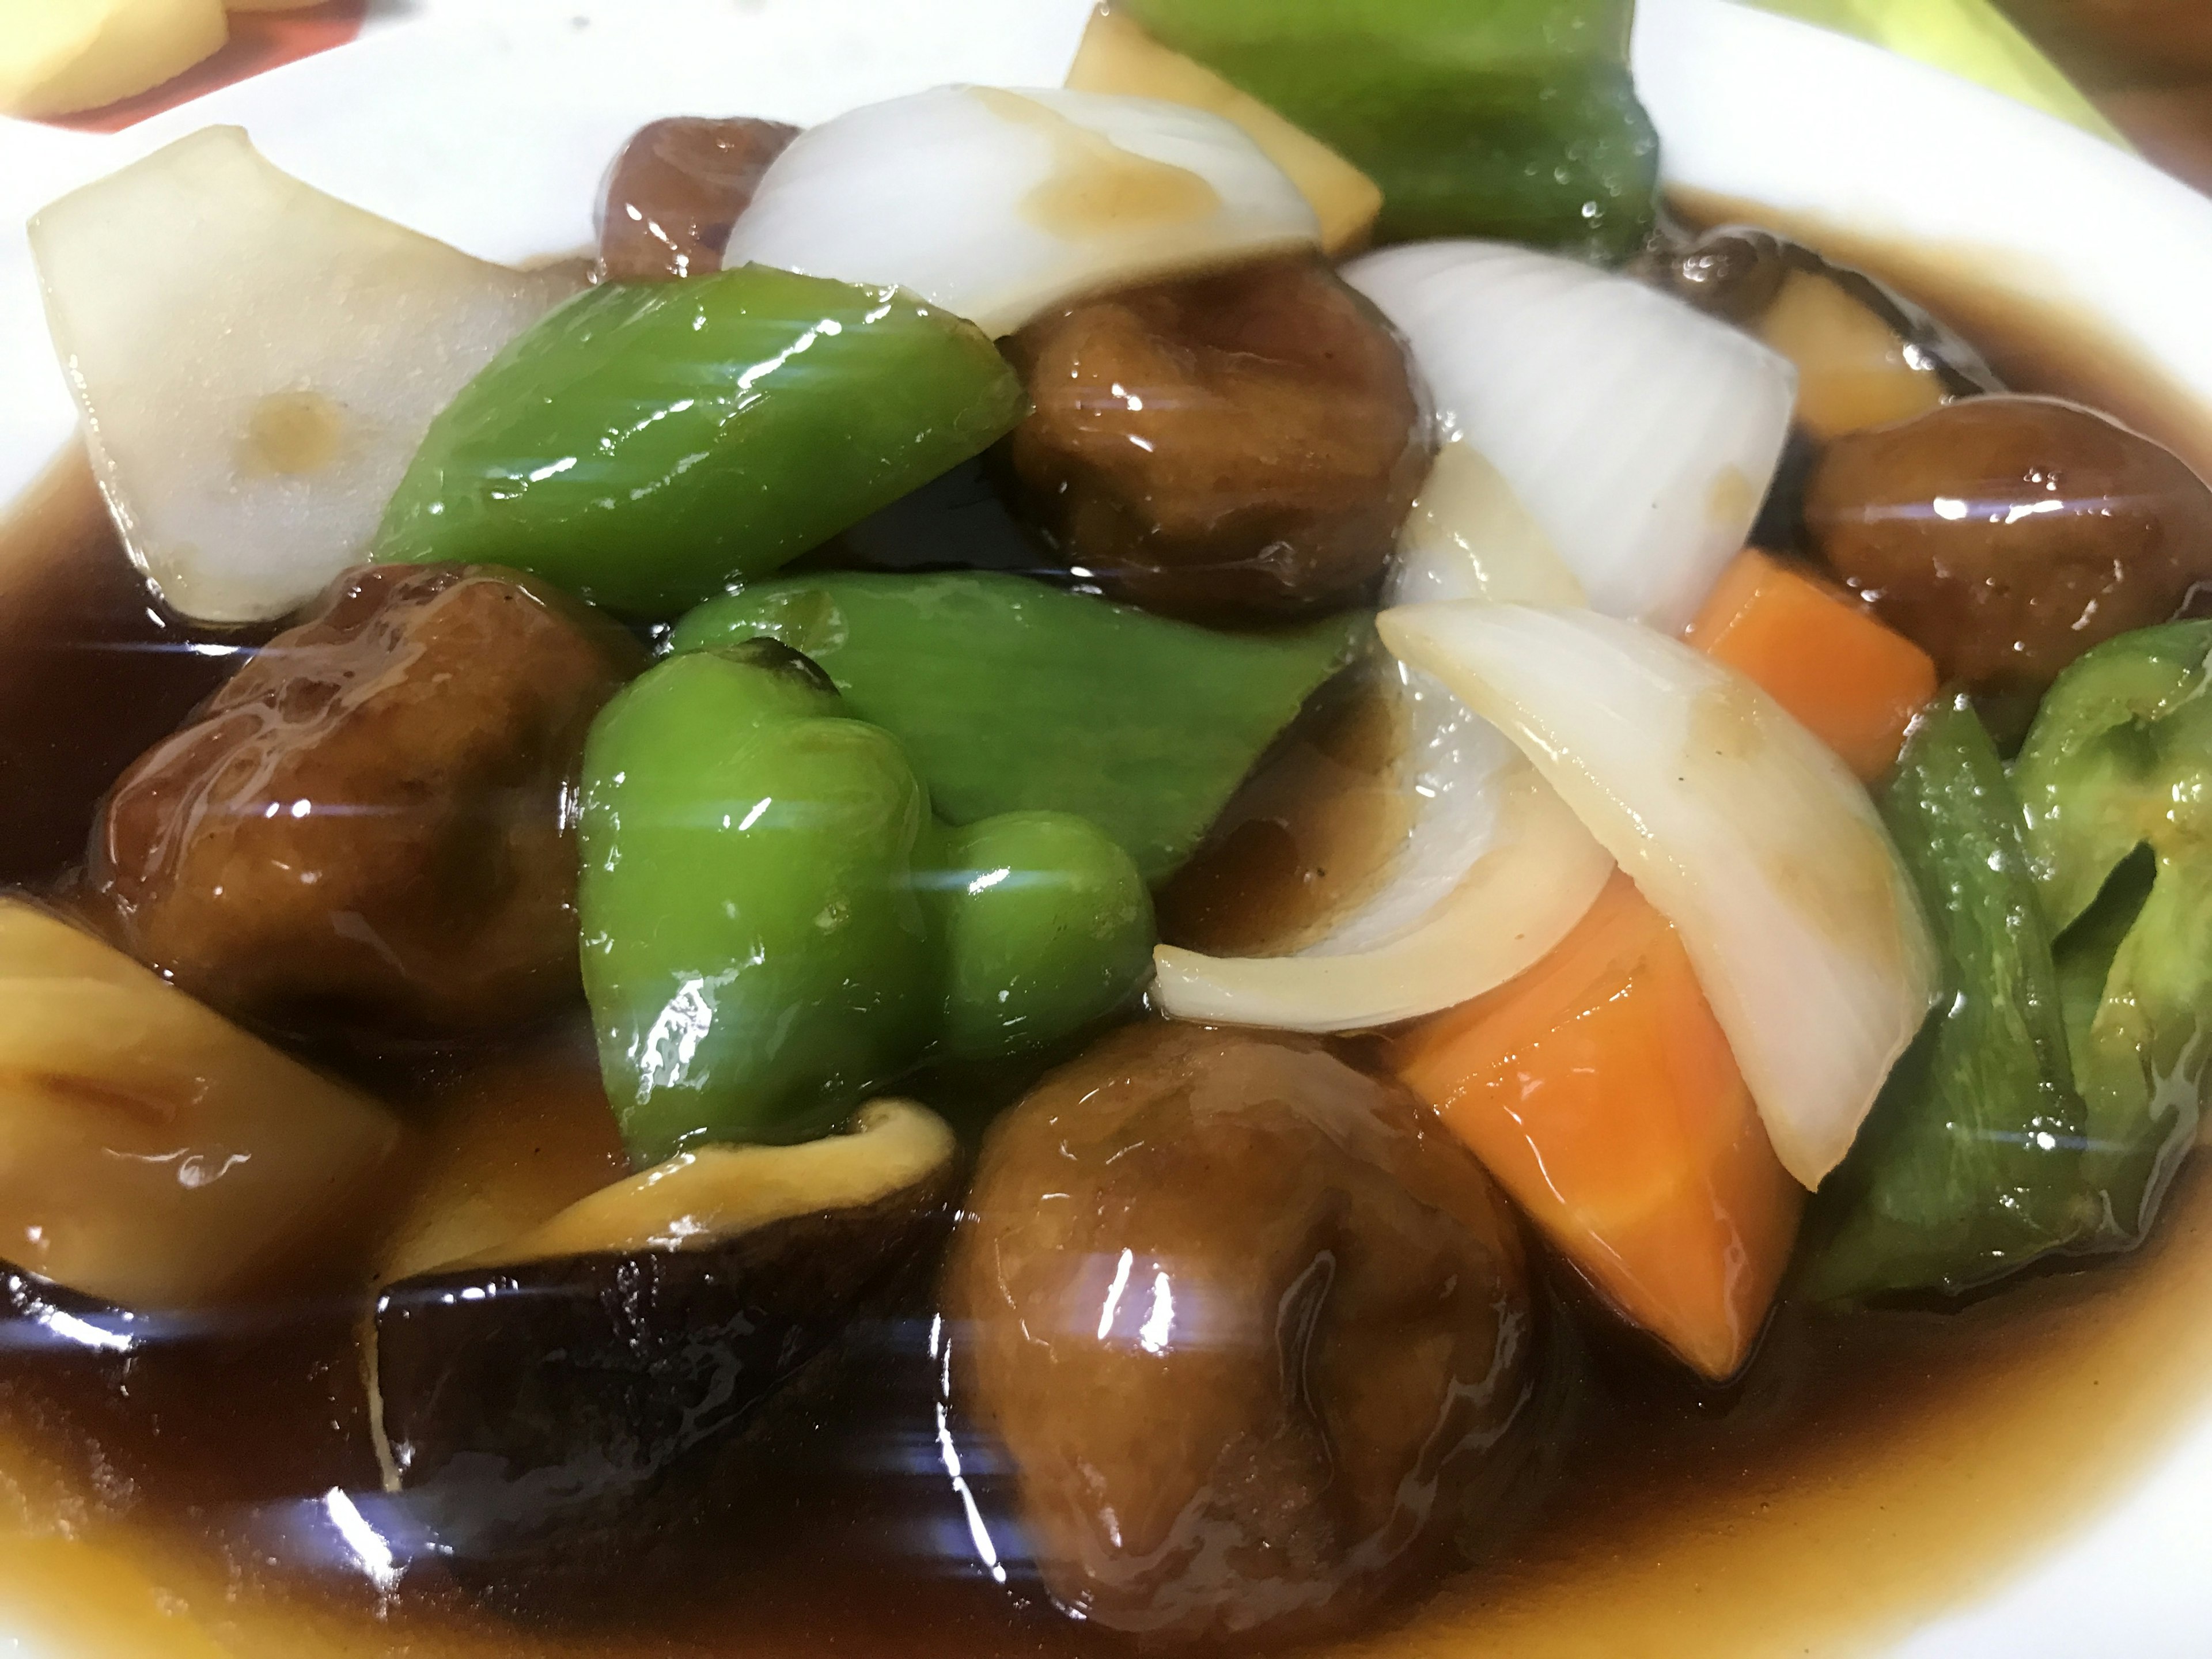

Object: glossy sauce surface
[2,228,2211,1658]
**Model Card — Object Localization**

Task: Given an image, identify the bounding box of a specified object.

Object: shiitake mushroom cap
[369,1100,960,1569]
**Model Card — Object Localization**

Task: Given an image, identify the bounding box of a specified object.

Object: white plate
[3,2,2210,1654]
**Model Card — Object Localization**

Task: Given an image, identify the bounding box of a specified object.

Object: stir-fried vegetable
[1390,440,1587,608]
[375,266,1026,618]
[724,87,1320,339]
[1395,874,1802,1380]
[1805,697,2101,1301]
[670,571,1364,884]
[1379,603,1939,1188]
[1347,241,1797,633]
[0,900,404,1310]
[1686,550,1938,783]
[1064,7,1381,255]
[1154,753,1612,1030]
[0,0,225,119]
[29,127,579,624]
[1119,0,1658,259]
[2016,621,2212,1238]
[1806,397,2212,714]
[579,640,1153,1162]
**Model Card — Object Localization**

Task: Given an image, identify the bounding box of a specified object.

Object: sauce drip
[971,88,1223,239]
[241,391,347,478]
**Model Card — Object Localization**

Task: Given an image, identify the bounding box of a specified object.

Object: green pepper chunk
[2015,620,2212,1238]
[669,571,1368,883]
[1804,696,2101,1301]
[579,639,1153,1162]
[1119,0,1658,259]
[375,267,1028,618]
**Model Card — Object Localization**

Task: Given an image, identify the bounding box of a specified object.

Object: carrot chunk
[1686,548,1937,782]
[1391,873,1803,1380]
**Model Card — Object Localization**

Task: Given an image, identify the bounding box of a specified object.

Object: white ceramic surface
[3,2,2210,1654]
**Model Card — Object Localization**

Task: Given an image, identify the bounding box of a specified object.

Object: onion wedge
[29,127,579,625]
[1154,754,1613,1033]
[724,86,1319,338]
[1377,603,1937,1188]
[1390,438,1587,609]
[1346,241,1797,632]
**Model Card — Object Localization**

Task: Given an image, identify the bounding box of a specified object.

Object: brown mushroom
[1002,257,1434,623]
[1806,395,2212,707]
[944,1021,1534,1644]
[595,116,800,283]
[84,562,639,1039]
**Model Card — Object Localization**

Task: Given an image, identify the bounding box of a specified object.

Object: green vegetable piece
[928,812,1153,1063]
[1805,696,2100,1301]
[2016,620,2212,1239]
[1119,0,1658,259]
[669,571,1368,883]
[579,640,1154,1162]
[376,266,1029,618]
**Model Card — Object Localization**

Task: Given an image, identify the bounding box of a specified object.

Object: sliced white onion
[29,126,581,626]
[1347,241,1797,633]
[1317,666,1520,957]
[1389,438,1587,609]
[1154,757,1613,1034]
[724,86,1320,338]
[1377,602,1937,1188]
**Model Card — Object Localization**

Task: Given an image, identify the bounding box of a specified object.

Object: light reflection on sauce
[971,88,1223,240]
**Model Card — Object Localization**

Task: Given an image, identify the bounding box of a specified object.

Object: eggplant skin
[372,1175,955,1566]
[0,1263,378,1505]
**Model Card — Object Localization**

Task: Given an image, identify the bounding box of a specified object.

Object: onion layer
[1377,601,1937,1188]
[1389,438,1587,609]
[1154,757,1613,1033]
[724,86,1319,338]
[1347,241,1797,632]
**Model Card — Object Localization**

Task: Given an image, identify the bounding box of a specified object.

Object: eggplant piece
[0,1266,380,1509]
[369,1100,959,1567]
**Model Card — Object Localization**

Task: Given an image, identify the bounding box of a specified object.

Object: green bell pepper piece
[668,571,1368,883]
[375,266,1028,618]
[2015,620,2212,1240]
[1119,0,1658,260]
[1804,696,2102,1301]
[579,639,1153,1162]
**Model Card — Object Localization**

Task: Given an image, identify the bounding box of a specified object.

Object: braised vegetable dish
[1,2,2208,1653]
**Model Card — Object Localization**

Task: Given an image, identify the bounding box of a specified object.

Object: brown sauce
[971,88,1224,239]
[1672,187,2212,483]
[1,210,2210,1658]
[0,446,259,889]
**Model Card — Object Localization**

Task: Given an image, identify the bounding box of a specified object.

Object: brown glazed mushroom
[1003,258,1434,622]
[595,116,800,283]
[945,1021,1533,1644]
[85,563,638,1038]
[1806,396,2212,704]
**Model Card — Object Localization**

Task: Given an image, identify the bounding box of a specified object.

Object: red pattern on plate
[42,1,370,134]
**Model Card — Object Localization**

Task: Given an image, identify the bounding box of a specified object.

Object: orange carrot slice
[1391,872,1803,1380]
[1686,548,1937,782]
